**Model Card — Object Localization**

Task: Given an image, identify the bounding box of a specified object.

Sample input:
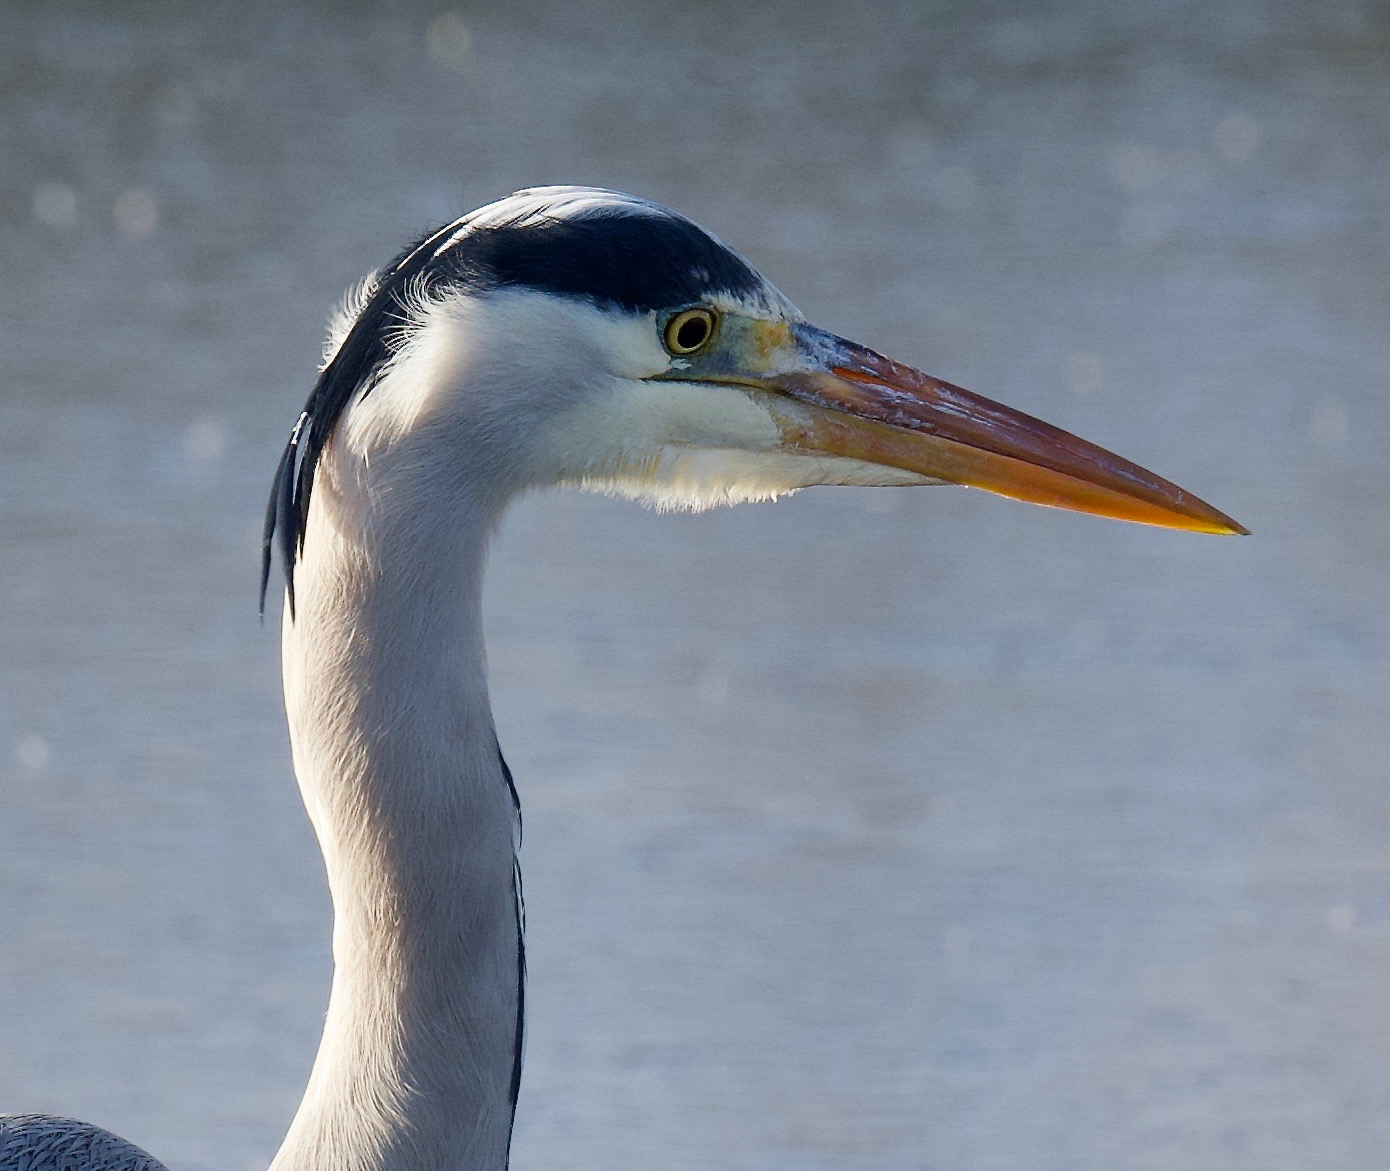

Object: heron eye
[664,308,716,355]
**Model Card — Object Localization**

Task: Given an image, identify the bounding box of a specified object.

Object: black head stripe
[260,188,770,616]
[436,211,763,314]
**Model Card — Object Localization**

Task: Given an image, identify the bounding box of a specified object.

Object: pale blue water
[1,2,1388,1168]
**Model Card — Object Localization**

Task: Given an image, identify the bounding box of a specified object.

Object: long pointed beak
[755,323,1246,535]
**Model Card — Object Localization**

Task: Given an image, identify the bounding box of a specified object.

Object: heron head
[264,186,1243,610]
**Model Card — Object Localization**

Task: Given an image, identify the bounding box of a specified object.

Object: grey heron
[2,186,1244,1171]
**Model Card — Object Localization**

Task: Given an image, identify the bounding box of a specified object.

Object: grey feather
[0,1116,168,1171]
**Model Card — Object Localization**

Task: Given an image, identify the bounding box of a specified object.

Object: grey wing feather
[0,1116,169,1171]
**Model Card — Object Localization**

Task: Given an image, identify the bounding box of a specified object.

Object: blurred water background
[1,1,1387,1168]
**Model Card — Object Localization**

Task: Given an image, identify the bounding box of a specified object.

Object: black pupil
[675,314,709,350]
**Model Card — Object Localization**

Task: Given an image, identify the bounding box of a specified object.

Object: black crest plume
[259,219,460,618]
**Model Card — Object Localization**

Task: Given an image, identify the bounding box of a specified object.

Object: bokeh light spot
[1327,904,1357,934]
[1063,351,1105,396]
[427,14,472,69]
[115,189,158,238]
[185,417,229,473]
[15,734,50,773]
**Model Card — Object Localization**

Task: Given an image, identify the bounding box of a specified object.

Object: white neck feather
[269,422,523,1171]
[258,283,873,1171]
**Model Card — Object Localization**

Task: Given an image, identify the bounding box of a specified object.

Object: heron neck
[270,474,522,1171]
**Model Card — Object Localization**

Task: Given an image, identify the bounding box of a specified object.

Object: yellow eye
[663,307,717,355]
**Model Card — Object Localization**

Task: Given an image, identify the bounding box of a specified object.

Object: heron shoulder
[0,1114,170,1171]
